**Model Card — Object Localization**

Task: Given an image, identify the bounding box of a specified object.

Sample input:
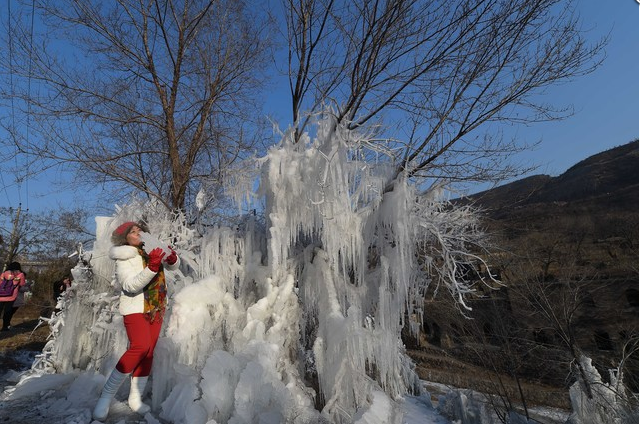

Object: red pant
[115,313,163,377]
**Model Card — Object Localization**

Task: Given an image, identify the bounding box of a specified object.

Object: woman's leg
[93,368,129,420]
[6,306,18,327]
[131,316,163,377]
[1,300,15,330]
[116,313,155,373]
[95,313,162,419]
[122,314,162,414]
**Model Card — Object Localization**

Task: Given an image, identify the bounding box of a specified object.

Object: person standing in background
[0,262,26,331]
[9,275,33,328]
[53,276,73,312]
[59,276,72,294]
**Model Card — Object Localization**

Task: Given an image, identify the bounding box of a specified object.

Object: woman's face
[126,225,143,247]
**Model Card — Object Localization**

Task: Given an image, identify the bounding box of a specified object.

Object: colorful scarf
[138,248,167,322]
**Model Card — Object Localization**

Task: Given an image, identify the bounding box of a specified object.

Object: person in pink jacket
[93,221,180,421]
[0,262,26,331]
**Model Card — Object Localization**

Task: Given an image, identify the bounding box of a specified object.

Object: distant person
[53,279,63,302]
[58,276,72,294]
[93,221,179,421]
[9,276,33,328]
[52,276,72,312]
[0,262,26,331]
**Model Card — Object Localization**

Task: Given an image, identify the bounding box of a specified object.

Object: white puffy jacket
[109,245,180,316]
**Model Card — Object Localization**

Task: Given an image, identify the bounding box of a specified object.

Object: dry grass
[0,303,51,367]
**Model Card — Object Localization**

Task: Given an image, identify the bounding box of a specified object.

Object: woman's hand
[165,247,177,265]
[147,248,166,272]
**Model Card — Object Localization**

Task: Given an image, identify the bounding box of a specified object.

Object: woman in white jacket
[93,221,180,421]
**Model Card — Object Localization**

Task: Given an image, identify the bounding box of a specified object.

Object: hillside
[460,140,639,275]
[410,140,639,410]
[463,140,638,211]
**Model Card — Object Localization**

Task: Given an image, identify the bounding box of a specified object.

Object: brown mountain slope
[460,139,638,274]
[411,140,639,407]
[461,139,638,213]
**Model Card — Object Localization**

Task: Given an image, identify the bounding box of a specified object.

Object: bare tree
[283,0,604,185]
[1,0,273,213]
[0,205,93,265]
[1,205,25,266]
[1,1,605,213]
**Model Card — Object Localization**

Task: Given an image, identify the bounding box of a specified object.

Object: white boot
[93,369,129,421]
[128,376,151,414]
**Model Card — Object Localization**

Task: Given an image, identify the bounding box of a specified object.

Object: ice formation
[565,355,638,424]
[5,116,503,423]
[140,231,174,256]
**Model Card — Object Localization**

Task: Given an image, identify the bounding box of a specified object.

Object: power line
[25,0,36,212]
[3,0,36,211]
[1,0,16,206]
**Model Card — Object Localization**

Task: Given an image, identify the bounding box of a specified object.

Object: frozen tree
[10,118,497,423]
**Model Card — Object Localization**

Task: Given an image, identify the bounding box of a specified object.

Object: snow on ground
[1,355,577,424]
[0,367,452,424]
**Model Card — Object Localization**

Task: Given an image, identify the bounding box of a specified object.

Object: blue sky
[1,1,638,219]
[502,1,639,178]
